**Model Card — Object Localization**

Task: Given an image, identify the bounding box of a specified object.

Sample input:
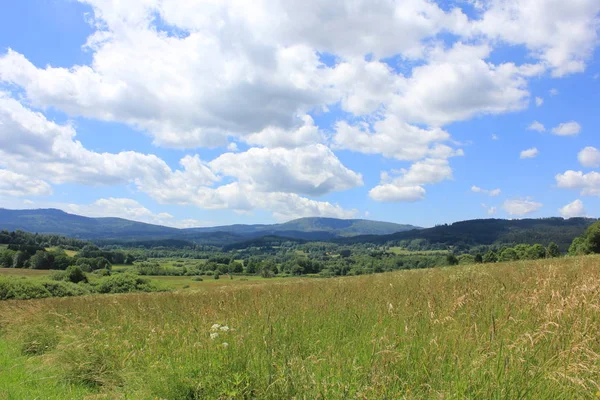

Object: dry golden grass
[0,256,599,399]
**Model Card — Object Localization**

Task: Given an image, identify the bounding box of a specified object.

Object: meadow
[0,256,599,399]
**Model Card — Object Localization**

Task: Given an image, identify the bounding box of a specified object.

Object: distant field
[45,247,78,257]
[0,267,53,277]
[387,246,449,255]
[1,256,599,398]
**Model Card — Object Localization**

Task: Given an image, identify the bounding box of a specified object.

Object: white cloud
[559,199,586,218]
[552,121,581,136]
[527,121,545,132]
[481,203,498,215]
[520,147,539,159]
[244,115,323,149]
[0,93,359,220]
[0,170,52,197]
[208,145,363,197]
[388,43,542,127]
[369,185,426,203]
[491,134,499,140]
[226,142,239,152]
[0,0,474,149]
[333,117,451,161]
[549,88,559,96]
[472,186,501,196]
[578,146,600,168]
[474,0,600,76]
[65,198,178,227]
[0,0,598,221]
[369,157,457,202]
[503,199,543,216]
[535,97,543,106]
[555,170,600,196]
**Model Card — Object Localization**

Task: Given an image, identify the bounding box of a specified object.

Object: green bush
[95,273,158,294]
[41,281,89,297]
[0,278,51,300]
[65,265,88,284]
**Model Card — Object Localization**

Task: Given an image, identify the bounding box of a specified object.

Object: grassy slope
[0,256,599,399]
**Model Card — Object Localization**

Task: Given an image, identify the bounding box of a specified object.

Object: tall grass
[1,256,599,399]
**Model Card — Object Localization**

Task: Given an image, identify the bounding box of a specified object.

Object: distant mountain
[339,217,596,251]
[0,209,418,242]
[188,217,417,237]
[0,208,181,239]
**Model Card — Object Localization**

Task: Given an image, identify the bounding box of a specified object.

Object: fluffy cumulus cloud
[503,199,543,216]
[473,0,600,76]
[527,121,546,132]
[559,199,586,218]
[472,186,501,196]
[535,97,543,106]
[552,121,581,136]
[578,147,600,168]
[66,198,180,227]
[520,147,539,159]
[555,170,600,196]
[0,0,598,216]
[369,157,458,202]
[0,170,52,197]
[0,93,360,220]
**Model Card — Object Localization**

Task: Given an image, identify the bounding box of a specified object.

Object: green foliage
[446,254,459,265]
[499,248,518,262]
[65,265,87,284]
[95,273,158,294]
[546,242,560,258]
[583,221,600,253]
[483,250,498,263]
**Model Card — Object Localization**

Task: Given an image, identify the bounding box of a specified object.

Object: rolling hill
[0,208,417,242]
[339,217,597,251]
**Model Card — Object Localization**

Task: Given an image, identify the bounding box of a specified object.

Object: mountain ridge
[0,208,417,241]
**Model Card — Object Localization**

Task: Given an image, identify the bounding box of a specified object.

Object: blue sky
[0,0,598,228]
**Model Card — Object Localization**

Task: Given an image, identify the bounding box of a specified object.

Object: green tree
[546,242,560,258]
[568,236,587,256]
[474,253,483,263]
[65,265,88,283]
[482,251,497,263]
[12,251,28,268]
[526,244,546,260]
[583,221,600,253]
[446,254,459,266]
[499,248,518,262]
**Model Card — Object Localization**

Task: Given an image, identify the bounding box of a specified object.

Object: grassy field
[1,256,599,399]
[45,247,79,257]
[387,246,450,255]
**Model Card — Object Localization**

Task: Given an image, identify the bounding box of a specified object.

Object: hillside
[0,209,416,242]
[341,217,596,251]
[188,217,415,237]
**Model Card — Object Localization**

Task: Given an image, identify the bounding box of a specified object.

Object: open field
[1,256,599,399]
[45,247,79,257]
[387,246,450,256]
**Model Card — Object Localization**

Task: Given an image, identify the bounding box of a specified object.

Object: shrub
[0,278,51,300]
[95,273,158,294]
[191,277,203,282]
[65,265,88,284]
[41,281,89,297]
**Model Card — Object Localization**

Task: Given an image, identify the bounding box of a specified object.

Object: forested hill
[339,217,597,251]
[0,209,416,241]
[187,217,416,237]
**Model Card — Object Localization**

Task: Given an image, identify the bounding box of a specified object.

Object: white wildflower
[222,342,229,348]
[210,332,219,340]
[211,324,221,331]
[219,325,230,332]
